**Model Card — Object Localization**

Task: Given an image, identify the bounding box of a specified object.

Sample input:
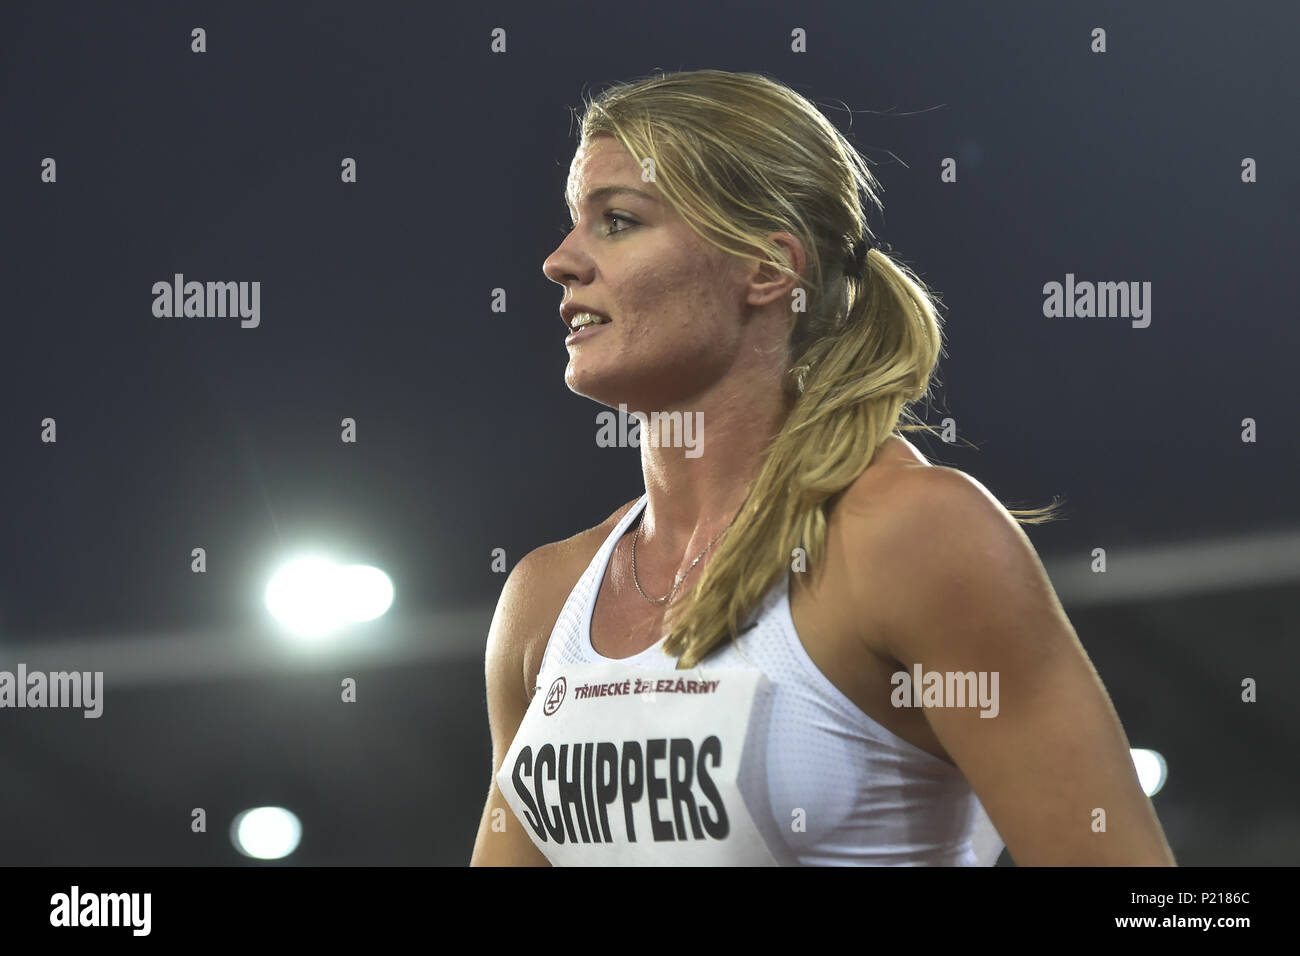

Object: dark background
[1,0,1296,865]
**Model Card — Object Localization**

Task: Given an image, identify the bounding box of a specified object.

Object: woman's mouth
[566,314,610,344]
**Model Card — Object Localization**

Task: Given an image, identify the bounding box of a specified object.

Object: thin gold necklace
[630,508,734,605]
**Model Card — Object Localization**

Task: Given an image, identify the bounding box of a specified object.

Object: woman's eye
[603,213,633,234]
[559,213,634,236]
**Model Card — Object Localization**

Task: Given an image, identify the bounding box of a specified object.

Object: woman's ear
[745,231,807,308]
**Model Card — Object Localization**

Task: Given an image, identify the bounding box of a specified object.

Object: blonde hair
[576,69,1064,669]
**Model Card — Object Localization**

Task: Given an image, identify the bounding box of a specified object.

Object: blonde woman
[470,69,1175,866]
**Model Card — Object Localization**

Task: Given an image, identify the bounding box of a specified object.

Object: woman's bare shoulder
[834,434,936,511]
[513,496,642,695]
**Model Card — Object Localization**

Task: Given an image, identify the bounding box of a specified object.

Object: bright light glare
[336,564,394,622]
[231,806,302,860]
[1131,748,1168,797]
[264,558,393,636]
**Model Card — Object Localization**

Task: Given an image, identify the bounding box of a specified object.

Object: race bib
[497,661,779,865]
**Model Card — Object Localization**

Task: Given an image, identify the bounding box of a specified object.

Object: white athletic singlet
[497,493,1005,866]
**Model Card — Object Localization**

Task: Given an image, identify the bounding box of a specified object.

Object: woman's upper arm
[846,468,1176,866]
[469,501,640,866]
[470,546,555,866]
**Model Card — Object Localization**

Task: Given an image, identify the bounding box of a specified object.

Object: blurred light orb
[231,806,302,860]
[1131,748,1168,797]
[265,558,393,636]
[337,564,395,622]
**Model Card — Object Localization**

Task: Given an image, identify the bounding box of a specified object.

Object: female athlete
[470,69,1176,866]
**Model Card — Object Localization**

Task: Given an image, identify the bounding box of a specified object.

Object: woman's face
[542,135,756,414]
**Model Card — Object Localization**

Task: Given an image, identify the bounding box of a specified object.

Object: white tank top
[497,493,1004,865]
